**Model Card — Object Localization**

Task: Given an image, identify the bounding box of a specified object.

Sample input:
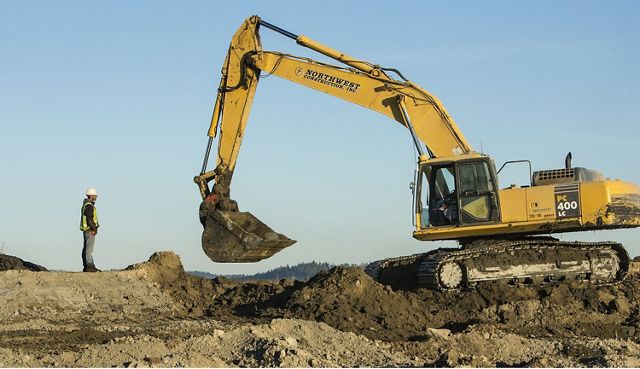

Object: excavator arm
[195,16,473,263]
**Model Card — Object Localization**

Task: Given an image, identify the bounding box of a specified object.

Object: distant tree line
[189,261,348,281]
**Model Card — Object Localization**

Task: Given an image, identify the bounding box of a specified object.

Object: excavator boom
[195,16,473,263]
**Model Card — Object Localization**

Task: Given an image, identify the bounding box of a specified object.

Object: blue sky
[1,1,638,273]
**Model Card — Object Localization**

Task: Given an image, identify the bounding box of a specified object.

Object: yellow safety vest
[80,201,99,231]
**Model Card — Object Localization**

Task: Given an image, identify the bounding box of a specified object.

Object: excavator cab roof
[419,152,487,166]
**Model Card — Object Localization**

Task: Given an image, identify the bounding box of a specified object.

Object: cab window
[457,161,498,223]
[429,165,458,226]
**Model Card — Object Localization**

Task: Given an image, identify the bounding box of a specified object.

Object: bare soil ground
[1,251,640,367]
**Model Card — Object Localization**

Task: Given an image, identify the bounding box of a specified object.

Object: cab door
[456,160,500,224]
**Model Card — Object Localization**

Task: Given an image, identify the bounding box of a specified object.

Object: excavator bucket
[201,210,296,263]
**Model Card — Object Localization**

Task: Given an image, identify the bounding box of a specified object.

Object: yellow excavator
[195,16,640,290]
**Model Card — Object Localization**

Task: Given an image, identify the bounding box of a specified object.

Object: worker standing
[80,188,100,272]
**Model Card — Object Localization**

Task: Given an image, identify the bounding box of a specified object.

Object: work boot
[84,264,100,272]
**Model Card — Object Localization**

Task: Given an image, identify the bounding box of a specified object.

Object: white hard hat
[85,187,98,196]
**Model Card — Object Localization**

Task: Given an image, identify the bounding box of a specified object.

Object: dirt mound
[0,319,419,367]
[126,251,224,316]
[284,267,425,341]
[0,262,179,326]
[0,254,47,272]
[279,267,538,341]
[203,264,640,343]
[2,252,640,366]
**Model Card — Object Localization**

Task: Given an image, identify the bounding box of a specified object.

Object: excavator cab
[416,155,500,229]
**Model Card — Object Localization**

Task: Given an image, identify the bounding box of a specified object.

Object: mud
[2,251,640,367]
[206,265,640,342]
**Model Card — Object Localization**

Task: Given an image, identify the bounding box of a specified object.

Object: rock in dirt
[426,327,451,339]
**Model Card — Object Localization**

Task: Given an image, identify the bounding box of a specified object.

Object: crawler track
[365,238,630,290]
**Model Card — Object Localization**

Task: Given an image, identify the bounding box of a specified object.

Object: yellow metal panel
[525,185,556,222]
[580,181,610,225]
[498,187,527,223]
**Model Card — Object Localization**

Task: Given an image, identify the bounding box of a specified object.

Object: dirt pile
[284,267,427,341]
[0,318,419,367]
[0,254,47,272]
[0,257,179,325]
[126,251,224,316]
[2,251,640,367]
[205,264,640,342]
[0,251,221,330]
